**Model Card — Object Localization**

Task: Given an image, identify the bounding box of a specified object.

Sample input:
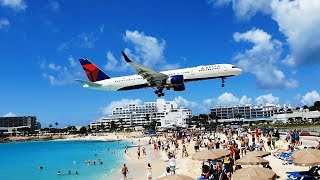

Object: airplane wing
[75,79,102,87]
[121,51,168,83]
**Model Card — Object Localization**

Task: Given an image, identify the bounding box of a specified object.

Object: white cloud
[233,28,298,89]
[99,24,104,33]
[48,62,61,71]
[0,0,27,10]
[239,95,252,104]
[105,30,179,72]
[216,92,239,105]
[271,0,320,66]
[212,0,320,67]
[255,94,279,105]
[209,0,271,20]
[77,33,96,49]
[0,18,9,29]
[68,55,77,67]
[104,51,118,70]
[49,0,60,12]
[102,99,143,115]
[301,90,320,106]
[40,56,83,86]
[58,32,97,51]
[174,96,199,109]
[3,112,16,117]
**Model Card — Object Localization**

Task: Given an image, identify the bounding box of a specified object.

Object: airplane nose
[238,68,243,75]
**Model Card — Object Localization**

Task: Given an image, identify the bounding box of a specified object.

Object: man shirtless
[122,164,129,180]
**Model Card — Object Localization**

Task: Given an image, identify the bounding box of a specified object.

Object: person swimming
[57,171,61,175]
[68,170,71,174]
[75,170,79,174]
[39,165,43,170]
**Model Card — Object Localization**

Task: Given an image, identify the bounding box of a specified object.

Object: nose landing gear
[222,77,226,87]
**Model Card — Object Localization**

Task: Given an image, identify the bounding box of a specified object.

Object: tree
[119,119,124,131]
[12,128,16,136]
[79,126,87,134]
[49,124,53,129]
[110,121,116,132]
[55,122,58,129]
[288,118,294,124]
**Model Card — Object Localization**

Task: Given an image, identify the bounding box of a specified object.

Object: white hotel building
[91,99,191,129]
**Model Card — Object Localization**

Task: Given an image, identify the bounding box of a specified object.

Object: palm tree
[55,122,58,129]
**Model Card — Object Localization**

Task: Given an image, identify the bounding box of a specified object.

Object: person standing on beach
[169,156,176,175]
[147,163,152,180]
[137,147,141,159]
[122,164,128,180]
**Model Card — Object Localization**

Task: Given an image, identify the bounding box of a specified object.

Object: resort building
[211,104,320,123]
[0,116,39,133]
[90,99,192,130]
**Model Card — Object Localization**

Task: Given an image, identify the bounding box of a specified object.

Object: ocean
[0,140,131,180]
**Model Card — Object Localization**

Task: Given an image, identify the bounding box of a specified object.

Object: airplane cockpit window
[232,65,237,68]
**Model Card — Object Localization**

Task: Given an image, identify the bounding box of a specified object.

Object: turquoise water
[0,140,131,180]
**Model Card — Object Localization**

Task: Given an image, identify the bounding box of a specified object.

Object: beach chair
[286,166,320,180]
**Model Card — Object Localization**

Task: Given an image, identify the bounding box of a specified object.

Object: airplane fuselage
[83,64,242,91]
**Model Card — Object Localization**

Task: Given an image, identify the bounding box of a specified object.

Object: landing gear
[221,77,226,87]
[155,88,165,97]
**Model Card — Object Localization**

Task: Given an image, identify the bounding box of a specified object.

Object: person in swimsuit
[122,164,129,180]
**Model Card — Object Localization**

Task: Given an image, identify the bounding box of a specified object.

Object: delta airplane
[76,51,242,97]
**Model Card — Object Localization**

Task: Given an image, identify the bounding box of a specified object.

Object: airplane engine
[165,75,184,85]
[173,84,185,91]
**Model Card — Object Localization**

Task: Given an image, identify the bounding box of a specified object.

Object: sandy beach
[64,132,319,180]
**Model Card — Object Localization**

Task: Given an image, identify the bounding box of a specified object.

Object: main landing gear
[222,77,226,87]
[155,88,165,97]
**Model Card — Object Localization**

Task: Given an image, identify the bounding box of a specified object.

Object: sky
[1,0,320,127]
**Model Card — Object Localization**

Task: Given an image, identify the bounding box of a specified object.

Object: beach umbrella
[246,151,271,157]
[192,149,230,161]
[234,155,269,166]
[232,167,276,180]
[292,149,320,166]
[157,174,194,180]
[292,149,320,159]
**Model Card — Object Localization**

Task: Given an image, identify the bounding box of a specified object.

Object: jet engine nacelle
[173,84,185,91]
[166,75,184,85]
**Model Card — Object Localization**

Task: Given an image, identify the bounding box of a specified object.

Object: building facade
[0,116,39,133]
[91,99,192,129]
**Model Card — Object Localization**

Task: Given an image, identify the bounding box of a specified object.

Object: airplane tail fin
[79,58,110,82]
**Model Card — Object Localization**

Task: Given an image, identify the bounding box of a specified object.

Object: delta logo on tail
[79,59,110,82]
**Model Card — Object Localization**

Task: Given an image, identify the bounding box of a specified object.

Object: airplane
[76,51,243,97]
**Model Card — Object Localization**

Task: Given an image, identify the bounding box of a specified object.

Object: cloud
[48,62,61,71]
[68,55,77,67]
[174,96,199,109]
[255,94,279,105]
[233,28,298,89]
[0,18,9,29]
[3,112,16,117]
[102,99,143,115]
[212,0,320,67]
[58,32,97,51]
[49,0,60,12]
[40,56,83,86]
[0,0,27,10]
[301,90,320,106]
[271,0,320,66]
[239,95,252,104]
[99,24,104,33]
[216,92,239,105]
[209,0,271,20]
[104,30,180,72]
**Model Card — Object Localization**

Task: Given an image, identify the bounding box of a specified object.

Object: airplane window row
[115,77,143,82]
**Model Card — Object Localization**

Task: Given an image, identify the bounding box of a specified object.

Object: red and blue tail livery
[79,58,110,82]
